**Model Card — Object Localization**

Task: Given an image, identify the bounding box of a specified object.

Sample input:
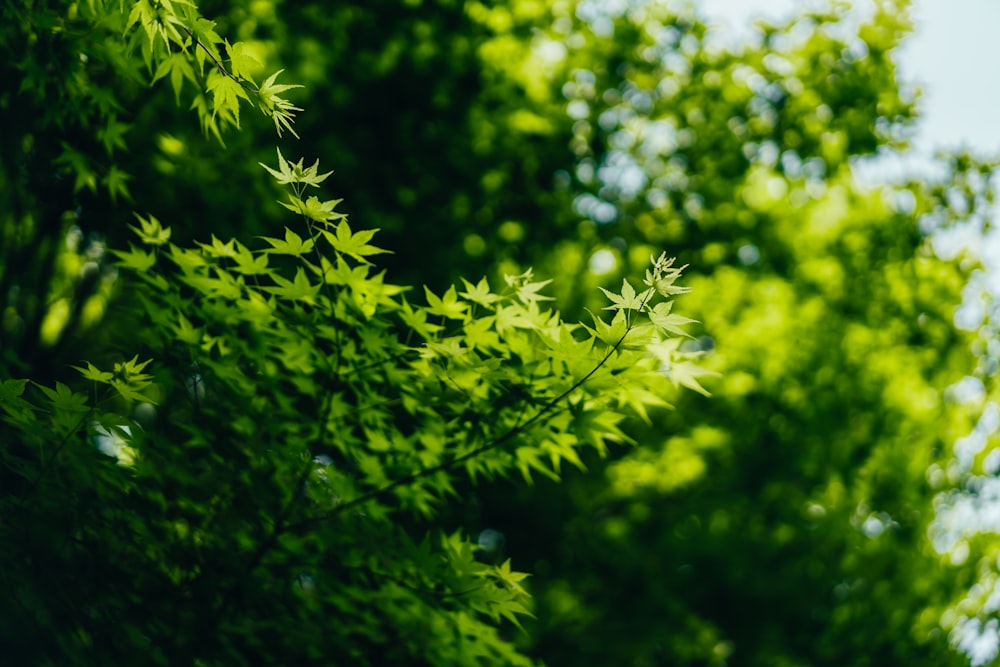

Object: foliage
[0,0,302,378]
[2,0,999,665]
[462,3,987,666]
[0,4,702,659]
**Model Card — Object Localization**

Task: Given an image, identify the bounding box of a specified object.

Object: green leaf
[260,148,297,184]
[260,149,334,188]
[206,70,250,127]
[171,312,202,345]
[283,196,345,224]
[263,267,321,303]
[259,227,315,257]
[153,52,196,103]
[494,304,536,333]
[584,308,629,345]
[647,340,716,396]
[197,235,236,259]
[460,277,501,308]
[231,242,270,275]
[36,381,90,413]
[600,278,653,311]
[114,355,154,380]
[190,17,222,55]
[647,301,697,338]
[259,68,303,99]
[168,244,209,274]
[102,165,133,202]
[55,144,98,194]
[258,70,304,138]
[644,254,691,297]
[515,278,554,304]
[424,285,468,320]
[111,379,156,404]
[0,378,29,401]
[130,213,172,245]
[399,298,444,339]
[322,221,389,262]
[97,116,130,155]
[71,362,115,384]
[111,245,157,272]
[667,361,715,396]
[226,40,261,84]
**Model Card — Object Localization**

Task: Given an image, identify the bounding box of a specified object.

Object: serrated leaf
[584,308,629,345]
[263,267,321,302]
[171,312,202,345]
[195,235,235,258]
[648,301,698,337]
[322,221,389,262]
[424,285,468,320]
[130,213,171,245]
[515,277,553,304]
[0,378,29,401]
[460,277,501,308]
[258,69,304,137]
[102,165,132,202]
[226,40,261,84]
[667,361,717,396]
[259,68,303,98]
[231,242,270,275]
[111,378,157,404]
[260,148,296,184]
[295,196,345,224]
[600,278,652,311]
[111,245,157,272]
[72,362,115,384]
[206,70,250,127]
[36,381,90,413]
[259,227,315,257]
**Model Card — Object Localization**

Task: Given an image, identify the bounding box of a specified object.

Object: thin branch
[181,25,257,95]
[285,290,657,535]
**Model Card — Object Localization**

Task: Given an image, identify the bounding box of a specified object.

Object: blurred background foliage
[3,0,1000,664]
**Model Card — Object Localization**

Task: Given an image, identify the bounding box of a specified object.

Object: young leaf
[515,278,554,304]
[260,148,297,184]
[263,267,321,303]
[226,40,261,84]
[584,308,630,345]
[111,245,157,272]
[648,301,698,338]
[111,379,157,404]
[599,278,652,312]
[259,227,315,257]
[130,213,172,245]
[72,362,115,384]
[206,70,250,127]
[258,69,304,138]
[197,235,237,259]
[424,285,468,320]
[35,382,90,413]
[231,242,270,275]
[0,379,29,402]
[292,196,345,224]
[322,221,389,262]
[460,277,501,308]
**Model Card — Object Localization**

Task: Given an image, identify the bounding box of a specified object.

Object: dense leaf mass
[2,0,999,666]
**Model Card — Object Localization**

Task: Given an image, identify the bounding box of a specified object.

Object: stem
[285,293,654,535]
[181,26,257,96]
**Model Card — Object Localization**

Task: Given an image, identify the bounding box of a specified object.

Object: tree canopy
[2,0,998,665]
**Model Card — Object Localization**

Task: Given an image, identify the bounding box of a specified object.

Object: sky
[697,0,1000,155]
[699,0,1000,323]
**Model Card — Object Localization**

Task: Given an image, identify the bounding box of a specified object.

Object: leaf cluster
[0,132,703,663]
